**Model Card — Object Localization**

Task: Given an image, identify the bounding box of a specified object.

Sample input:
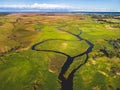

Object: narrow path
[31,27,94,90]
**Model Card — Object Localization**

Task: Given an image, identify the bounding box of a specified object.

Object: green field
[0,13,120,90]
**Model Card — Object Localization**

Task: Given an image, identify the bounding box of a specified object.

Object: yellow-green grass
[74,57,120,90]
[0,50,59,90]
[35,40,88,56]
[0,13,120,90]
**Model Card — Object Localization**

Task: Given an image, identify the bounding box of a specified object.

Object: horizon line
[0,3,119,12]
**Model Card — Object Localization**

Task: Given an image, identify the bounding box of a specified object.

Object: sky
[0,0,120,12]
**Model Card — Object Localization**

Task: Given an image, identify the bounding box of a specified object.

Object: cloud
[0,3,119,12]
[0,3,72,9]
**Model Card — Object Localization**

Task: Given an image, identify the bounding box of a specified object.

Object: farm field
[0,13,120,90]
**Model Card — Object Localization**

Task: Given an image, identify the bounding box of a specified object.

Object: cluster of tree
[111,67,120,75]
[109,39,120,49]
[91,15,120,28]
[91,14,114,19]
[92,39,120,59]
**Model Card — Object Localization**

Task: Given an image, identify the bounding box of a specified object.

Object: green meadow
[0,13,120,90]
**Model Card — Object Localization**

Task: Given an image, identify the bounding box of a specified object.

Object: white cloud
[0,3,72,9]
[0,3,119,12]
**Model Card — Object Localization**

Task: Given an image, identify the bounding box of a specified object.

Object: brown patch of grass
[49,55,66,73]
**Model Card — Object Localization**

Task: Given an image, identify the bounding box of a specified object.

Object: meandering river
[31,27,94,90]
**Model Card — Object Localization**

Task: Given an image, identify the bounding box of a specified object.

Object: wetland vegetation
[0,13,120,90]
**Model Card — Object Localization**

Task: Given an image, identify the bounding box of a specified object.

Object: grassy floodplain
[0,13,120,90]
